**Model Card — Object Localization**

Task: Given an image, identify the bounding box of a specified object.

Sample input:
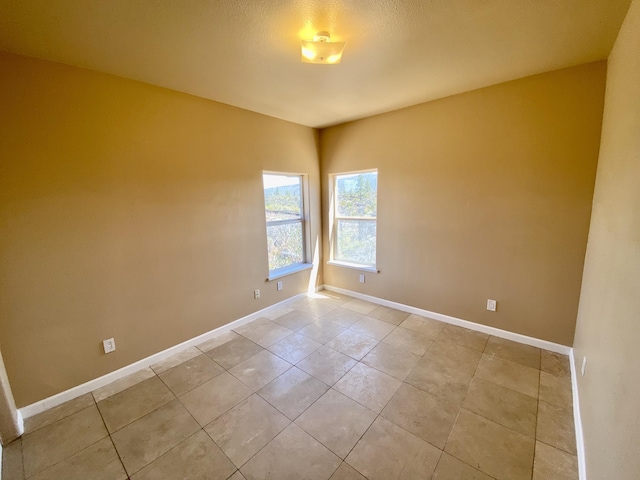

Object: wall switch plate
[581,357,587,376]
[277,281,283,291]
[486,299,497,311]
[254,289,260,299]
[103,338,116,354]
[359,274,365,283]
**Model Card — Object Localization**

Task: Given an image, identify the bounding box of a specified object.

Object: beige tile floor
[2,291,578,480]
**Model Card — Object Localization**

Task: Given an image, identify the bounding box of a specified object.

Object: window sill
[267,263,313,281]
[326,260,379,273]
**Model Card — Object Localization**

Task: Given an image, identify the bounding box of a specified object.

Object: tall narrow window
[331,170,378,268]
[263,173,307,276]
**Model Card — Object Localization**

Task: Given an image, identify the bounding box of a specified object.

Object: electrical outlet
[254,289,260,299]
[359,274,365,283]
[581,357,587,376]
[103,338,116,354]
[277,281,283,291]
[486,299,497,311]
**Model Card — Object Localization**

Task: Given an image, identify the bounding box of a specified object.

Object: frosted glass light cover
[301,40,346,64]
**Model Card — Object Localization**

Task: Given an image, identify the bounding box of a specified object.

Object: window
[263,173,308,277]
[331,170,378,269]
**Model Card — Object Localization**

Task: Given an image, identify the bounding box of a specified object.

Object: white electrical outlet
[103,338,116,354]
[254,289,261,299]
[581,357,587,376]
[359,274,365,283]
[486,299,497,311]
[277,281,283,291]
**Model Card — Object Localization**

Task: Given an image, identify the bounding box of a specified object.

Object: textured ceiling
[0,0,632,127]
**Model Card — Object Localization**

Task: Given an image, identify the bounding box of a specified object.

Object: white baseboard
[322,285,586,474]
[18,292,308,420]
[19,282,578,455]
[323,285,572,354]
[569,350,587,480]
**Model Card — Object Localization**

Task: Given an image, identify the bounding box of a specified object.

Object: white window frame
[263,171,312,280]
[328,169,378,273]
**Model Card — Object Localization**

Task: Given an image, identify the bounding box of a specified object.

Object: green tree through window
[263,173,306,273]
[333,171,377,266]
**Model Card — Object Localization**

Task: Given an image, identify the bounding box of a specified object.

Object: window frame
[262,171,312,280]
[328,169,379,272]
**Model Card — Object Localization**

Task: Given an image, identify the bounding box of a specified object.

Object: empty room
[0,1,638,479]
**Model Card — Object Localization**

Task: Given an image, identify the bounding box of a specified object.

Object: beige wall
[0,52,322,407]
[321,62,606,346]
[0,49,614,409]
[572,0,640,478]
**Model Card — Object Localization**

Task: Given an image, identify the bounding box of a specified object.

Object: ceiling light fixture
[301,31,346,64]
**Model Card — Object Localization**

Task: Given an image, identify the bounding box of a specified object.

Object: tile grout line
[203,371,323,477]
[211,398,292,475]
[18,292,310,421]
[19,299,575,480]
[186,428,241,479]
[97,378,178,436]
[153,354,226,400]
[24,423,112,479]
[292,386,377,455]
[339,410,380,478]
[531,351,542,480]
[17,304,303,479]
[19,438,25,480]
[437,334,539,478]
[241,310,384,475]
[253,366,325,424]
[98,369,239,477]
[125,367,238,477]
[21,394,96,436]
[437,334,484,477]
[254,305,557,477]
[95,371,163,479]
